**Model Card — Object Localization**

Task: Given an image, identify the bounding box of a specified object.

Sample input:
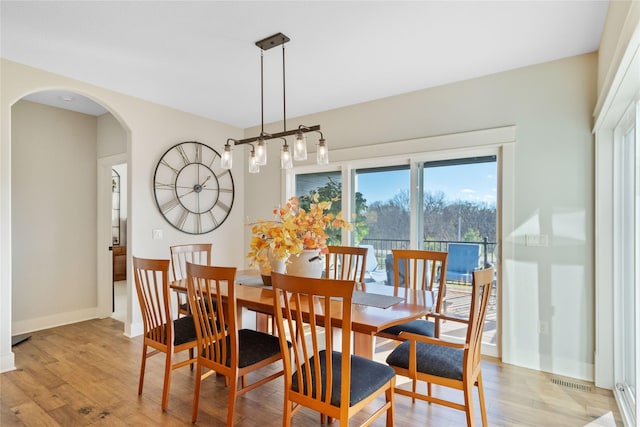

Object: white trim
[12,308,98,335]
[97,154,127,319]
[291,126,515,174]
[594,1,640,125]
[594,21,640,392]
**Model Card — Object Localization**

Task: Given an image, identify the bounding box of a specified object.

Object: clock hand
[200,175,212,188]
[179,188,195,198]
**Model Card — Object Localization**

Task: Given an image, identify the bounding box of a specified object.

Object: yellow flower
[247,194,353,271]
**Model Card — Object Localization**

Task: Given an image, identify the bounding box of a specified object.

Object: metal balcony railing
[359,237,497,279]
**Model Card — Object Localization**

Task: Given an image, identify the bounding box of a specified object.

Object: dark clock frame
[153,141,235,234]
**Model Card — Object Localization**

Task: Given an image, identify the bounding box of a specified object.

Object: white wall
[0,59,245,372]
[243,53,598,381]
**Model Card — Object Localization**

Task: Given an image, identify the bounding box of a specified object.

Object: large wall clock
[153,141,234,234]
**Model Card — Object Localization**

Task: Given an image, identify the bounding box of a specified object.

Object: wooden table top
[171,271,433,335]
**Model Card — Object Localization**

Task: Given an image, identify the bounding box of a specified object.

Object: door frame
[97,154,127,319]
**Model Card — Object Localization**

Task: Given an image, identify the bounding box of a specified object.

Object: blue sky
[357,162,496,206]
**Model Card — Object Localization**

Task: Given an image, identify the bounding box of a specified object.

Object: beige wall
[97,112,126,158]
[0,50,608,382]
[11,100,98,329]
[244,53,597,380]
[1,59,245,371]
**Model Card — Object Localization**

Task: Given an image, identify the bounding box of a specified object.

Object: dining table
[171,270,433,360]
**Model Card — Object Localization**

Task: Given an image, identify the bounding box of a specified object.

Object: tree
[298,178,368,245]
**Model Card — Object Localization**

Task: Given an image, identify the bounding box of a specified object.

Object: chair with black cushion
[271,272,395,427]
[377,249,449,340]
[385,266,494,427]
[170,243,212,316]
[325,245,368,282]
[186,262,286,426]
[132,256,197,412]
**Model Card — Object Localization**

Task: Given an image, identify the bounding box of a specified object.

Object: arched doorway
[10,89,129,347]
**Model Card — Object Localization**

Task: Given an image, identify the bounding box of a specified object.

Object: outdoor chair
[445,243,481,284]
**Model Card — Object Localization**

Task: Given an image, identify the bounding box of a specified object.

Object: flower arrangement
[247,194,353,273]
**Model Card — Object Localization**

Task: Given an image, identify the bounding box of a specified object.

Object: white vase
[259,250,287,286]
[287,249,324,278]
[269,254,287,275]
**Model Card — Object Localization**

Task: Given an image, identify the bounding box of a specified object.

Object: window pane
[423,156,497,350]
[356,166,410,282]
[295,171,343,246]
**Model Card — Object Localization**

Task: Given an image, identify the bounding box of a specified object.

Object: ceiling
[1,1,609,127]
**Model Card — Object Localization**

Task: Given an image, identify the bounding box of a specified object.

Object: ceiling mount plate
[255,32,290,50]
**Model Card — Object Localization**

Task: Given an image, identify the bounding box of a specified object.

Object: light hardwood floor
[1,318,623,426]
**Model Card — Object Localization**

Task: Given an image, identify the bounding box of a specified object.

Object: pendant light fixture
[221,33,327,171]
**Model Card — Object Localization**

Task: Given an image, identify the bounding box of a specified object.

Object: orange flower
[247,194,353,272]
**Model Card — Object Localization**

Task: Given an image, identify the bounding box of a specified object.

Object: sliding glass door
[613,103,639,425]
[293,149,500,356]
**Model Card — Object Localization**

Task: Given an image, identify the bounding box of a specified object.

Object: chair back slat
[465,267,494,373]
[186,263,237,369]
[325,246,368,283]
[271,272,354,410]
[170,243,212,281]
[392,249,448,332]
[392,249,447,292]
[133,257,172,345]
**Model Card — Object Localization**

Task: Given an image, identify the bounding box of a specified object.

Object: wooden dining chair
[186,262,286,426]
[385,266,495,427]
[325,245,368,283]
[271,272,396,427]
[132,256,197,412]
[377,249,449,340]
[169,243,212,316]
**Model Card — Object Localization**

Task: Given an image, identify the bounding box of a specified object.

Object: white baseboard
[1,351,15,373]
[12,307,97,335]
[125,321,143,338]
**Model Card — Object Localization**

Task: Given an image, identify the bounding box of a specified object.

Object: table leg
[353,331,374,359]
[256,312,270,333]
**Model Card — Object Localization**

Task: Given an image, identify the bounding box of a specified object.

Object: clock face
[153,141,234,234]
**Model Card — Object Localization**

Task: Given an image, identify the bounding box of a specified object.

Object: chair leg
[192,364,203,423]
[227,374,239,426]
[283,396,292,427]
[386,378,395,427]
[463,379,476,427]
[138,344,148,395]
[412,378,417,403]
[189,347,194,370]
[161,351,173,412]
[476,372,488,427]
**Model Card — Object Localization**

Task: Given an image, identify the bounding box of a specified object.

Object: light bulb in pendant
[255,138,267,166]
[294,131,307,161]
[281,144,293,169]
[316,138,329,165]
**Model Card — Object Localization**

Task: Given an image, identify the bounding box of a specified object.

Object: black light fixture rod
[260,49,264,134]
[282,42,286,133]
[233,125,321,146]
